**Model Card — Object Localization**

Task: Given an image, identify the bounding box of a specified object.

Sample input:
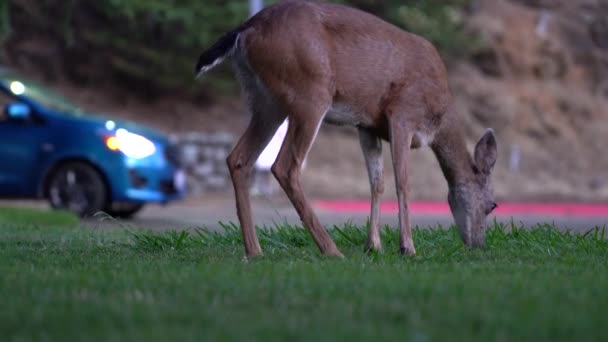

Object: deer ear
[474,128,497,174]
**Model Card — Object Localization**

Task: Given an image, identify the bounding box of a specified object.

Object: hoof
[364,237,382,255]
[399,246,416,256]
[364,244,383,255]
[324,249,345,258]
[245,248,264,259]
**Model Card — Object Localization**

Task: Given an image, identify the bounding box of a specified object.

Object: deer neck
[431,122,475,188]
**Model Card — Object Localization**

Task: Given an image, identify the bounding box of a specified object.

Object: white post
[249,0,263,17]
[509,143,521,172]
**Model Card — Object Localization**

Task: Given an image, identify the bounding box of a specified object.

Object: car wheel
[47,162,107,218]
[105,202,145,219]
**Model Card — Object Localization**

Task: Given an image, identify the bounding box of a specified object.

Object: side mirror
[5,103,32,121]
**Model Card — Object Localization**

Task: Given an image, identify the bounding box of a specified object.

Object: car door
[0,90,45,197]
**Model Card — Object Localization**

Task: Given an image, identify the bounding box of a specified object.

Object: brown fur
[196,0,498,257]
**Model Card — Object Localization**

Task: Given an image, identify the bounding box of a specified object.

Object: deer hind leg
[358,128,384,253]
[388,112,417,256]
[226,105,286,257]
[271,104,343,257]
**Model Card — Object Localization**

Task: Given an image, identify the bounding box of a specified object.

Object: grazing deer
[195,0,498,257]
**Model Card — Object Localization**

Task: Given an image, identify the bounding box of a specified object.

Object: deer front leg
[271,110,343,257]
[389,119,416,256]
[226,111,286,257]
[358,128,384,253]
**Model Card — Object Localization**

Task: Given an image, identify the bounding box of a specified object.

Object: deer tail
[194,29,242,78]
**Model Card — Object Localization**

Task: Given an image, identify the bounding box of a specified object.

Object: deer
[195,0,498,258]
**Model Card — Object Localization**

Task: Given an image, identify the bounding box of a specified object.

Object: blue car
[0,68,186,218]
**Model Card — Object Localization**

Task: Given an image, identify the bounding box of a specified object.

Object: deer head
[448,129,498,247]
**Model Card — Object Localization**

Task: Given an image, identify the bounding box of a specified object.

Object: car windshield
[0,74,81,114]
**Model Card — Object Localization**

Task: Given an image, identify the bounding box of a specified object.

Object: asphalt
[100,197,608,234]
[2,198,606,233]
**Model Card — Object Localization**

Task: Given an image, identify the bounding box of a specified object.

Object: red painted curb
[314,201,608,217]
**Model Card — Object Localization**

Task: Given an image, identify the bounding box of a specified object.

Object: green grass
[0,206,79,226]
[1,207,607,341]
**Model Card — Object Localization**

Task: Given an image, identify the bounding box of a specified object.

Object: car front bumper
[122,167,186,203]
[107,148,187,204]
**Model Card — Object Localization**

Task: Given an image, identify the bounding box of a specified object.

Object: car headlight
[105,128,156,159]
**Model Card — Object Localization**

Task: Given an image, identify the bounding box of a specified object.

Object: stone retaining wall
[171,132,235,196]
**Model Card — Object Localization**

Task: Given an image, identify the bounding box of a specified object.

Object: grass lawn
[1,207,607,341]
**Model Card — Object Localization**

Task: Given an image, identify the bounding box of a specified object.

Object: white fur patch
[414,131,434,147]
[195,33,240,79]
[196,57,225,78]
[302,107,329,170]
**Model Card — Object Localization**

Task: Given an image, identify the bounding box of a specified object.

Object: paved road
[3,198,606,233]
[105,197,607,234]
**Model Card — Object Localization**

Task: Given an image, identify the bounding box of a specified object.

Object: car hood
[57,111,168,143]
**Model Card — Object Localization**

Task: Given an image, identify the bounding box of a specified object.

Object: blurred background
[0,0,607,221]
